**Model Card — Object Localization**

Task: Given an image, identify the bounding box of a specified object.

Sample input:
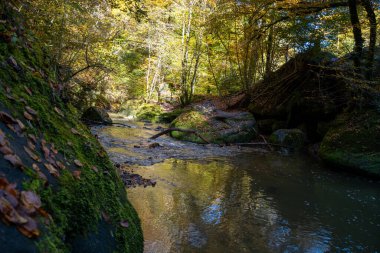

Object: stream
[92,118,380,253]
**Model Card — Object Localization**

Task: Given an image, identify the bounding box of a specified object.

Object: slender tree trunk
[265,25,274,77]
[361,0,377,80]
[348,0,364,71]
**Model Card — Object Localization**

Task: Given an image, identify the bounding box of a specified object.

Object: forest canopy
[10,0,379,108]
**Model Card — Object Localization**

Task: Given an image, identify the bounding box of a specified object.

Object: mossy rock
[0,5,143,252]
[81,107,112,124]
[158,108,190,123]
[171,110,256,144]
[319,110,380,176]
[135,104,163,122]
[269,129,306,150]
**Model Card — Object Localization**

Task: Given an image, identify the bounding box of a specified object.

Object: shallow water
[93,120,380,253]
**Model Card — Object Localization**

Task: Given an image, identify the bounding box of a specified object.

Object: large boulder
[82,107,112,124]
[269,129,306,150]
[319,109,380,176]
[171,110,256,144]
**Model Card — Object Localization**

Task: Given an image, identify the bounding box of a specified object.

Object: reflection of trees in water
[128,157,378,253]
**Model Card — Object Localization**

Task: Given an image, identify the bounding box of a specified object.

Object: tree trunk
[348,0,364,71]
[361,0,377,80]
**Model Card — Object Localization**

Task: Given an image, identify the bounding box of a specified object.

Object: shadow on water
[92,120,380,253]
[128,155,380,253]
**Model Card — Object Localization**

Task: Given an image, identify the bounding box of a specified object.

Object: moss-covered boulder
[319,110,380,176]
[81,107,112,124]
[269,129,306,150]
[119,101,163,122]
[0,3,143,252]
[135,104,162,122]
[171,110,256,144]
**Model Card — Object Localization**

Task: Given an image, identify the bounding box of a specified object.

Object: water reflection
[127,155,380,253]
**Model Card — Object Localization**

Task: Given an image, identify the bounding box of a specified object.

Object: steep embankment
[0,3,143,253]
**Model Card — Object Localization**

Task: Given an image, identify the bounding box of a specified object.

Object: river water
[92,120,380,253]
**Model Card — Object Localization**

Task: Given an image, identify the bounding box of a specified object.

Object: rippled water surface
[93,120,380,253]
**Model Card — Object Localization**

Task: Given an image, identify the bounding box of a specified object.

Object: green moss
[158,108,190,123]
[319,110,380,176]
[135,104,163,122]
[0,9,143,253]
[269,129,305,150]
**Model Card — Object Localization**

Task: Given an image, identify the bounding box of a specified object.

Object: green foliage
[0,4,143,251]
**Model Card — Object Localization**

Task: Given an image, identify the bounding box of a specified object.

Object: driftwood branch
[150,128,210,144]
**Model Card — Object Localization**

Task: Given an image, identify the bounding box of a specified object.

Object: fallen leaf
[5,94,16,101]
[20,191,41,209]
[17,216,40,238]
[67,141,73,146]
[0,111,17,124]
[1,190,19,208]
[71,128,80,135]
[0,197,28,225]
[24,86,33,96]
[50,143,58,155]
[44,163,60,177]
[0,145,14,155]
[74,159,83,167]
[24,111,34,121]
[4,154,24,169]
[0,178,9,189]
[54,107,64,117]
[91,166,99,173]
[25,106,38,116]
[27,140,36,151]
[56,161,66,170]
[5,86,11,93]
[16,119,26,131]
[120,220,129,228]
[27,134,37,144]
[24,146,41,162]
[72,170,81,179]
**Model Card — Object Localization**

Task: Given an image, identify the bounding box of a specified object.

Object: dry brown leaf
[16,119,26,131]
[44,163,60,177]
[24,86,33,96]
[56,161,66,170]
[27,140,36,151]
[72,170,81,180]
[120,220,129,228]
[54,107,64,117]
[5,94,16,101]
[28,134,37,144]
[0,145,14,155]
[24,146,41,162]
[17,216,40,238]
[4,154,24,169]
[71,128,80,135]
[24,111,34,121]
[32,164,48,183]
[0,111,17,124]
[74,159,83,167]
[25,106,38,116]
[0,178,9,189]
[91,166,99,173]
[0,197,28,225]
[1,190,19,208]
[20,191,41,209]
[5,183,18,198]
[50,143,58,155]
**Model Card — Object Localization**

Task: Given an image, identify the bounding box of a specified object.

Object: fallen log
[150,127,210,144]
